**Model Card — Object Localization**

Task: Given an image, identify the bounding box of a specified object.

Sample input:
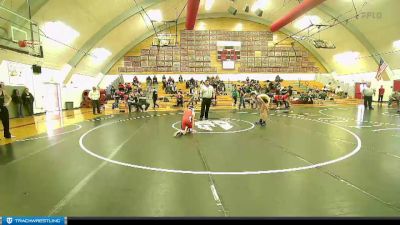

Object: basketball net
[18,40,40,48]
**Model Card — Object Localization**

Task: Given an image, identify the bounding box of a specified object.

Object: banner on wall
[7,61,26,85]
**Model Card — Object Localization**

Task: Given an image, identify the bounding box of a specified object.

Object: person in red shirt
[118,82,125,92]
[378,85,385,103]
[174,104,195,137]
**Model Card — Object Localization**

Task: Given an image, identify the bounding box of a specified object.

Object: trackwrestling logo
[1,217,66,225]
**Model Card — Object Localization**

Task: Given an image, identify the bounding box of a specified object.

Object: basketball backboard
[0,1,43,58]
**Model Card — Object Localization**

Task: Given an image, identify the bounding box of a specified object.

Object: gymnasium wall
[0,60,100,116]
[330,72,396,101]
[393,69,400,80]
[108,18,327,76]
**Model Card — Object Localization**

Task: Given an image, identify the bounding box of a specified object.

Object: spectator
[12,89,23,118]
[335,86,343,97]
[168,76,173,84]
[89,86,101,115]
[239,86,246,109]
[275,75,281,83]
[127,92,138,113]
[137,93,150,112]
[232,86,238,107]
[126,83,132,93]
[190,77,195,86]
[329,82,336,94]
[152,88,159,109]
[153,75,158,84]
[378,85,385,103]
[190,88,200,106]
[172,83,177,94]
[162,79,167,91]
[176,91,184,107]
[133,76,139,85]
[186,81,190,89]
[179,75,183,83]
[388,91,400,113]
[319,90,327,100]
[146,76,152,86]
[21,88,34,116]
[112,91,120,109]
[0,82,13,139]
[118,82,125,92]
[110,86,116,96]
[288,86,293,98]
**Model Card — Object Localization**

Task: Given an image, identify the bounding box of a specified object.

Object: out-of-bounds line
[4,139,67,166]
[49,126,144,216]
[88,115,115,122]
[17,124,83,142]
[348,126,373,128]
[372,128,400,132]
[277,147,400,212]
[383,152,400,159]
[195,142,228,216]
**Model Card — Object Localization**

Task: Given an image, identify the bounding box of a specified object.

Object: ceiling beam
[101,12,332,74]
[68,0,163,67]
[317,3,393,77]
[62,0,163,84]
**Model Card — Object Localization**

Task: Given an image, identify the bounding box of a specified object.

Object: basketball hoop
[18,40,39,48]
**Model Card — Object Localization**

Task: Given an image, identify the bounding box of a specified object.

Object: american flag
[375,58,388,81]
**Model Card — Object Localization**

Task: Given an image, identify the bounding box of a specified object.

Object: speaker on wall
[32,64,41,74]
[255,9,263,17]
[244,5,250,13]
[228,6,237,15]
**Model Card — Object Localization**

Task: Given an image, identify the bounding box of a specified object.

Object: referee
[89,86,101,114]
[200,80,215,120]
[362,84,374,110]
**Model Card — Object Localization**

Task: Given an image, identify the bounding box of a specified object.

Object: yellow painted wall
[108,18,327,75]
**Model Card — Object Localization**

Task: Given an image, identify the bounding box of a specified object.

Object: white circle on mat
[79,114,361,175]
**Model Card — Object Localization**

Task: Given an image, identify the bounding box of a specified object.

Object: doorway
[43,83,61,112]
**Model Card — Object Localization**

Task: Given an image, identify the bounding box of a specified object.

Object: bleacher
[106,79,328,111]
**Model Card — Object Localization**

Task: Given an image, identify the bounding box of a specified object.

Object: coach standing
[0,82,13,139]
[89,86,101,114]
[200,80,214,120]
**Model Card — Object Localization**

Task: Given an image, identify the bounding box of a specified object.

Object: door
[394,80,400,92]
[43,83,61,112]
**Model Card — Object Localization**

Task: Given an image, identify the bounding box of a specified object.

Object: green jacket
[232,90,238,98]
